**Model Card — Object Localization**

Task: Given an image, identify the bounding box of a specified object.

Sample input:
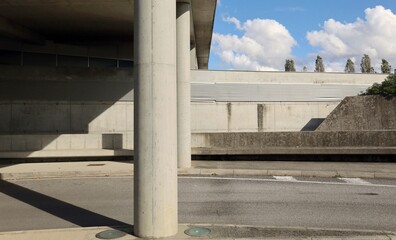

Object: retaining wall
[317,96,396,131]
[0,131,395,158]
[0,66,386,134]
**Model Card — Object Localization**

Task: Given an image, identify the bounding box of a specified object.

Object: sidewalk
[0,224,394,240]
[1,160,396,180]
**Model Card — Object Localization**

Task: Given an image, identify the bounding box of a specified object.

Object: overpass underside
[0,0,395,162]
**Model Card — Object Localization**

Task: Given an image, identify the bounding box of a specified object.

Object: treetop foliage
[381,59,392,74]
[315,55,325,72]
[284,59,296,72]
[360,54,373,73]
[344,59,355,73]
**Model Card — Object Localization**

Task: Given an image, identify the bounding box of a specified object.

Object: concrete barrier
[317,96,396,131]
[0,131,395,159]
[191,131,396,155]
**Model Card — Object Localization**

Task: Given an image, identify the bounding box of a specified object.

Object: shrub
[360,74,396,96]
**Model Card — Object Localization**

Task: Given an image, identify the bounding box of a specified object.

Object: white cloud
[223,17,243,30]
[212,17,297,71]
[306,6,396,72]
[273,6,305,13]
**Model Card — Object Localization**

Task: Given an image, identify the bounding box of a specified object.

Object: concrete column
[177,2,192,168]
[190,45,198,70]
[134,0,178,238]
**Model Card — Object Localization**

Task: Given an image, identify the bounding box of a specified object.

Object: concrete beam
[0,16,45,44]
[191,0,217,69]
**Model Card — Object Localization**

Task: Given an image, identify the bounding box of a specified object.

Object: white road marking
[179,176,396,188]
[9,176,396,188]
[273,176,297,181]
[339,178,372,185]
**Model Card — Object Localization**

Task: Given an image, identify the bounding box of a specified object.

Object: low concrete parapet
[191,131,396,155]
[0,131,395,159]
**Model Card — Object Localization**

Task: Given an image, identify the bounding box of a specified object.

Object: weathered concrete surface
[317,96,396,131]
[133,0,178,237]
[191,131,396,155]
[0,65,338,133]
[0,101,336,134]
[1,131,395,158]
[193,131,396,148]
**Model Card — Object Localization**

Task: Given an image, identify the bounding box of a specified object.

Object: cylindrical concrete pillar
[177,2,192,168]
[134,0,178,238]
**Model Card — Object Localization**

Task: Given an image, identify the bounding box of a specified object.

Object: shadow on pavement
[0,179,131,229]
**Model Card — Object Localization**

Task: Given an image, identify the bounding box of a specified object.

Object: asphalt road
[0,176,395,232]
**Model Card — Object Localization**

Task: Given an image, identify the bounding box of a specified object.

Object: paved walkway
[1,160,396,180]
[0,224,394,240]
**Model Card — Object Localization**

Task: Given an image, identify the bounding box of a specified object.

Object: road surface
[0,176,395,232]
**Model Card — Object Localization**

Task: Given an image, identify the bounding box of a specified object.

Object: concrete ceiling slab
[0,0,216,69]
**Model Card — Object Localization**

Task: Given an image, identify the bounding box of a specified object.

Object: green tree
[381,59,391,74]
[284,59,296,72]
[315,56,325,72]
[302,66,307,72]
[344,59,355,73]
[360,54,372,73]
[360,74,396,96]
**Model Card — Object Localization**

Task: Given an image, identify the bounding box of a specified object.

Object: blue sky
[209,0,396,72]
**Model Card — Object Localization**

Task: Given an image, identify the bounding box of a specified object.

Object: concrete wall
[1,131,395,155]
[191,102,337,132]
[0,101,335,134]
[192,131,396,155]
[0,66,134,102]
[192,70,387,102]
[194,70,387,84]
[0,134,131,152]
[317,96,396,131]
[0,66,394,157]
[0,66,389,136]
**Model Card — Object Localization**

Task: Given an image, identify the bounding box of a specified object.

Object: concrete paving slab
[200,168,234,176]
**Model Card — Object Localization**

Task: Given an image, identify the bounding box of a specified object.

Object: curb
[179,168,396,179]
[0,224,394,240]
[1,168,396,181]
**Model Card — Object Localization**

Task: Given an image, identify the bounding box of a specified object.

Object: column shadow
[0,179,132,229]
